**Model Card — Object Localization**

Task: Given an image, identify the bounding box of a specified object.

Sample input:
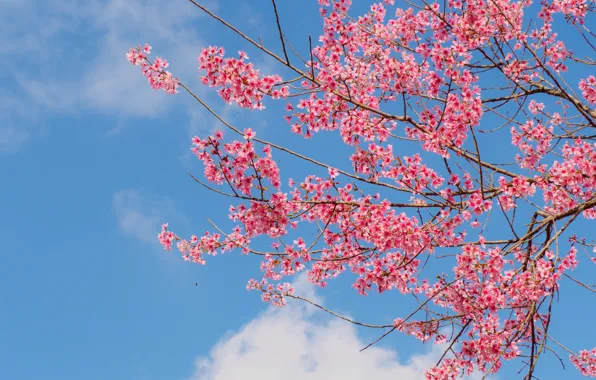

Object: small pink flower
[328,167,339,178]
[244,128,256,140]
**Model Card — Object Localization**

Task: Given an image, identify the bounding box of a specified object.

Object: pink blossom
[579,76,596,105]
[126,44,179,94]
[328,167,339,178]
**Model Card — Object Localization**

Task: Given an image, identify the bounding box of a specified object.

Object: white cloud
[15,0,213,117]
[190,276,490,380]
[16,76,77,113]
[2,0,291,156]
[78,0,213,116]
[81,34,172,118]
[1,0,220,152]
[112,189,179,244]
[2,0,278,153]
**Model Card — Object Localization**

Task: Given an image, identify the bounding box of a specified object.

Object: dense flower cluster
[198,46,289,109]
[543,140,596,217]
[580,76,596,105]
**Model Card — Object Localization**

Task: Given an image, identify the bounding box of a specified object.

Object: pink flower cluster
[511,120,553,171]
[126,44,179,94]
[498,176,537,211]
[579,76,596,105]
[247,279,294,307]
[190,129,281,196]
[571,348,596,376]
[542,140,596,217]
[198,46,289,110]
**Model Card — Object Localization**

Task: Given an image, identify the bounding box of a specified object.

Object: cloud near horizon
[190,275,491,380]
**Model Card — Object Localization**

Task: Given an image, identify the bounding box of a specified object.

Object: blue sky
[1,1,594,379]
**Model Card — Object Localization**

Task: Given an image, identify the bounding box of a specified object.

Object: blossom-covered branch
[128,0,596,378]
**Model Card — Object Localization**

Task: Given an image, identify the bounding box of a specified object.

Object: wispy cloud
[112,189,179,245]
[190,275,491,380]
[1,0,219,152]
[15,77,77,113]
[80,0,213,116]
[0,126,29,153]
[2,0,283,155]
[0,90,32,153]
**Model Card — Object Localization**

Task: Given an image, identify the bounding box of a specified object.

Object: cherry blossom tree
[127,0,596,377]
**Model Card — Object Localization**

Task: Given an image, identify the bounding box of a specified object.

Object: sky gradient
[1,1,594,379]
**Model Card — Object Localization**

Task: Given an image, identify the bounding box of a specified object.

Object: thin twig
[271,0,290,64]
